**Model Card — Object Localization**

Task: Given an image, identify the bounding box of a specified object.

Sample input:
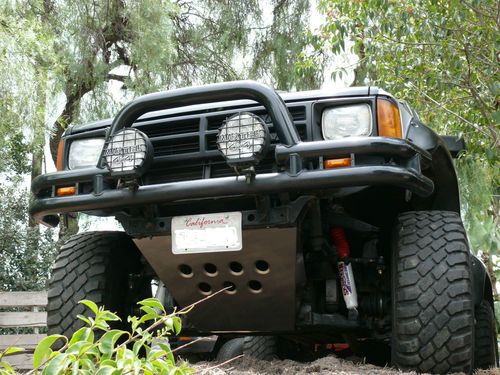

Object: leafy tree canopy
[0,180,58,291]
[0,4,51,175]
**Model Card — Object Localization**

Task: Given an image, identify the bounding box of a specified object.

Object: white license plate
[171,212,242,254]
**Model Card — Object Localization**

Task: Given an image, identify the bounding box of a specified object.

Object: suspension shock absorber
[330,227,358,311]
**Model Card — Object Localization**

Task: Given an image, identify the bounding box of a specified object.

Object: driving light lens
[68,138,105,170]
[217,112,268,162]
[103,128,151,174]
[322,104,373,140]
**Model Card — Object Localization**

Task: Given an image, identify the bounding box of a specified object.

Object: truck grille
[133,105,308,185]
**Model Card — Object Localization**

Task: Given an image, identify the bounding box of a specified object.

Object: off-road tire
[474,300,498,369]
[392,211,474,374]
[216,338,244,362]
[242,336,277,360]
[47,231,149,337]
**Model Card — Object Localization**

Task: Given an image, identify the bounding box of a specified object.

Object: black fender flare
[471,254,494,308]
[406,120,461,213]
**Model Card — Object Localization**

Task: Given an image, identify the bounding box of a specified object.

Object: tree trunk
[49,92,85,166]
[352,26,370,87]
[29,68,47,228]
[59,214,80,240]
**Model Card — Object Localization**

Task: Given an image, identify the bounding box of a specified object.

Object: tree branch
[406,82,492,141]
[107,73,128,82]
[380,34,439,47]
[49,71,96,163]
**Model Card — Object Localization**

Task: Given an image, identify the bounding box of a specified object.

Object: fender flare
[406,120,461,213]
[471,254,494,308]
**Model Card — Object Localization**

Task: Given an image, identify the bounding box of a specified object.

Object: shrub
[0,298,192,375]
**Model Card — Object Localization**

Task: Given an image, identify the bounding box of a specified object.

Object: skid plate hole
[229,261,243,275]
[248,280,262,293]
[204,263,218,276]
[178,264,193,277]
[255,260,270,274]
[247,214,255,222]
[223,281,237,294]
[198,282,212,295]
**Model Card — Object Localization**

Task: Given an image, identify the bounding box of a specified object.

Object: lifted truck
[31,81,497,373]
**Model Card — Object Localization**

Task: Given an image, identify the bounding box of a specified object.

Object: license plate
[171,212,242,254]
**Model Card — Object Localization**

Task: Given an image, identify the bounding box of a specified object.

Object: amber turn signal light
[324,157,352,169]
[56,186,76,197]
[56,139,65,171]
[377,99,402,138]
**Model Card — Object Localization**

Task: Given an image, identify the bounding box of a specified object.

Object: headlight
[217,112,269,164]
[103,128,152,175]
[68,138,105,169]
[322,104,373,140]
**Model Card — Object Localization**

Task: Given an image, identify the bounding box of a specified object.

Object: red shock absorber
[330,226,358,310]
[330,227,350,259]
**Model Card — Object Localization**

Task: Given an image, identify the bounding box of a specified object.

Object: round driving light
[103,128,152,175]
[217,112,269,166]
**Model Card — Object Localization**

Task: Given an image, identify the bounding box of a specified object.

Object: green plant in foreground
[0,348,24,374]
[0,298,193,375]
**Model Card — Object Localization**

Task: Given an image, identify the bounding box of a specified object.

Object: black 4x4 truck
[31,81,497,373]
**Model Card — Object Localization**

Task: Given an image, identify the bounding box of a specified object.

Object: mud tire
[216,338,244,362]
[242,336,277,360]
[391,211,474,374]
[47,231,149,337]
[474,300,498,369]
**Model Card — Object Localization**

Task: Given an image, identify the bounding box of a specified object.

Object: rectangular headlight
[68,138,105,170]
[322,104,373,140]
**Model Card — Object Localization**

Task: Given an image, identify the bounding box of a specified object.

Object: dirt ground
[193,356,500,375]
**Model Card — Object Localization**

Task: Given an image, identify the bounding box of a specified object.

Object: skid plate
[134,227,298,333]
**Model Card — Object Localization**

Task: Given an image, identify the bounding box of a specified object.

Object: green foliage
[0,298,191,375]
[457,154,499,288]
[0,348,25,374]
[0,4,50,175]
[0,180,58,291]
[457,155,498,231]
[248,0,319,91]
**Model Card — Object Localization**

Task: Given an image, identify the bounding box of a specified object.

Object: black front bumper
[31,137,433,227]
